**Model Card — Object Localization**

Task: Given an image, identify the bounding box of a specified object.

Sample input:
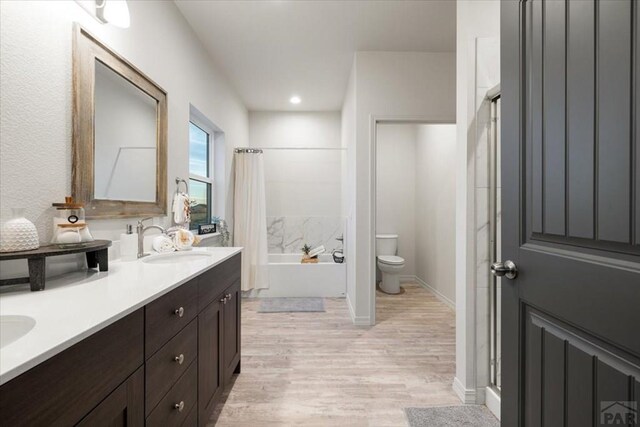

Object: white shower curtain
[233,150,269,291]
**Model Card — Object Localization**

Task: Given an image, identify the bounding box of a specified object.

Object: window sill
[195,232,221,241]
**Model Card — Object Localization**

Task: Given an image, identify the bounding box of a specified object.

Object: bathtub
[256,253,346,298]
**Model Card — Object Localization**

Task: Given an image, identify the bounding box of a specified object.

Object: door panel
[198,298,223,426]
[502,0,640,425]
[567,0,595,240]
[598,0,632,244]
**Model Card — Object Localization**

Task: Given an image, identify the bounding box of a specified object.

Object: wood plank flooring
[210,284,459,426]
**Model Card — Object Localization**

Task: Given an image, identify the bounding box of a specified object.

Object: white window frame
[189,116,215,227]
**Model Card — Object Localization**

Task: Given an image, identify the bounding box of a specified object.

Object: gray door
[501,1,640,426]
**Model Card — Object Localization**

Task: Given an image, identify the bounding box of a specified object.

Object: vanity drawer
[146,360,197,427]
[145,318,197,414]
[199,253,241,310]
[145,278,198,357]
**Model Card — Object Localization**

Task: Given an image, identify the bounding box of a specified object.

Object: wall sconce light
[95,0,130,28]
[74,0,130,29]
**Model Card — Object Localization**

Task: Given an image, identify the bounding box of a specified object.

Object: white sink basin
[0,315,36,349]
[142,251,215,265]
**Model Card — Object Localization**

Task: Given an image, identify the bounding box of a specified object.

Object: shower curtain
[233,149,269,291]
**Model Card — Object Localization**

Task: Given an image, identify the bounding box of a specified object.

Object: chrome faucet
[137,217,166,258]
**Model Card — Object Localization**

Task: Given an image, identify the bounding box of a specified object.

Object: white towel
[309,245,326,258]
[173,229,195,250]
[152,235,175,253]
[172,192,191,225]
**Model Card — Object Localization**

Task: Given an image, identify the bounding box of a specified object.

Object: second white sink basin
[142,251,215,265]
[0,315,36,349]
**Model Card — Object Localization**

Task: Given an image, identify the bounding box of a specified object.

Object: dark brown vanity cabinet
[0,253,241,427]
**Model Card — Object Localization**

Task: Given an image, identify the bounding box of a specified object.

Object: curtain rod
[237,147,346,151]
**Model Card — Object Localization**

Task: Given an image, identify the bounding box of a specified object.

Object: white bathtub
[256,253,346,298]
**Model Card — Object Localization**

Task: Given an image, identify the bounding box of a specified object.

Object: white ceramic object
[375,234,405,294]
[0,209,39,253]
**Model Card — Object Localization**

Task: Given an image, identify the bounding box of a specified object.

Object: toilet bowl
[375,234,405,294]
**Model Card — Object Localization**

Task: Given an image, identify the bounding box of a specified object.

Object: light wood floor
[210,284,459,426]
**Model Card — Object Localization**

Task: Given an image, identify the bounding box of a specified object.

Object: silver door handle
[491,260,518,279]
[226,293,232,300]
[220,297,227,304]
[174,354,185,365]
[174,306,185,317]
[174,401,185,412]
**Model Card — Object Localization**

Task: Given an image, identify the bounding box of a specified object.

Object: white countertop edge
[0,247,243,385]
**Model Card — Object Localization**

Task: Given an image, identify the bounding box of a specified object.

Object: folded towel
[152,235,176,253]
[309,245,326,258]
[172,192,191,225]
[173,229,195,250]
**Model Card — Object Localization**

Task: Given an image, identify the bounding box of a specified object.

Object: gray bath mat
[258,297,325,313]
[405,406,498,427]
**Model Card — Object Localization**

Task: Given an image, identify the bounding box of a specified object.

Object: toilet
[376,234,405,294]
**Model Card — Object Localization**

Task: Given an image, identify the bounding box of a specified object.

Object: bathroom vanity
[0,247,241,427]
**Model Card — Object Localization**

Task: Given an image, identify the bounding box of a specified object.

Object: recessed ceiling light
[289,96,301,105]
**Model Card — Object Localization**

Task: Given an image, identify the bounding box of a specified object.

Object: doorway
[373,121,457,316]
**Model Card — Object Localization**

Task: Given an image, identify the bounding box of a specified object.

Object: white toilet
[376,234,405,294]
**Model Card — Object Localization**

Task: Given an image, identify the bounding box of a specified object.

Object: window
[189,121,213,229]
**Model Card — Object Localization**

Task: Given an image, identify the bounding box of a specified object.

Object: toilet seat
[378,255,404,265]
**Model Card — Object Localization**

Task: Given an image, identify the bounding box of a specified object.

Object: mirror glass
[93,60,157,202]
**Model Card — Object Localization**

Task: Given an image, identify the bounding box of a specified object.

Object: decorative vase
[0,208,40,252]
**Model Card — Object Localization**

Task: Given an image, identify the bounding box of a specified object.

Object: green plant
[301,244,312,255]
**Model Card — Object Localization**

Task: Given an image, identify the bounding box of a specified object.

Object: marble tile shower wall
[266,216,345,254]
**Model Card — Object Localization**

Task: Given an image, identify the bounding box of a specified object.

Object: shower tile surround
[266,216,344,254]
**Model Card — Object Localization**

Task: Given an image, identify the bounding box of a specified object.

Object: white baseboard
[485,386,501,420]
[346,294,371,326]
[453,377,477,404]
[404,275,455,310]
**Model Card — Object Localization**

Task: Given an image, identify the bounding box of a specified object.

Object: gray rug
[258,297,325,313]
[405,406,498,427]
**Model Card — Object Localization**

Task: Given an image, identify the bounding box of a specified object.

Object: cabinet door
[198,297,224,426]
[76,366,144,427]
[222,280,241,383]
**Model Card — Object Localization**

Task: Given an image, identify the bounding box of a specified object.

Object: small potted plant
[301,243,312,263]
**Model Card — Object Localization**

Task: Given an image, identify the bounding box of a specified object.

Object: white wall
[343,51,456,325]
[0,1,247,276]
[415,124,457,304]
[248,112,344,254]
[454,0,500,406]
[341,62,358,316]
[375,124,417,277]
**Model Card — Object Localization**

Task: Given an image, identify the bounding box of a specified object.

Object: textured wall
[0,1,248,277]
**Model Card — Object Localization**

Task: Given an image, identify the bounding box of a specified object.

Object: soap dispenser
[120,224,138,261]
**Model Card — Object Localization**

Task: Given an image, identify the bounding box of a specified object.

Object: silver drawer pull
[220,297,227,304]
[174,354,185,365]
[226,293,232,300]
[174,401,185,412]
[174,306,184,317]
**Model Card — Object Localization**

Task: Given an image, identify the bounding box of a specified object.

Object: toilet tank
[376,234,398,256]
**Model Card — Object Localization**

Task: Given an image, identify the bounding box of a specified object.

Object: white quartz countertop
[0,246,242,385]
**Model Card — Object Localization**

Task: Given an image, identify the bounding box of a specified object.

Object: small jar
[51,197,94,247]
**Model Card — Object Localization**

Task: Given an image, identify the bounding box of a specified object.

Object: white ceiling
[175,1,456,111]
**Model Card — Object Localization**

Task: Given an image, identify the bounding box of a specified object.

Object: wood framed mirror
[72,24,167,219]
